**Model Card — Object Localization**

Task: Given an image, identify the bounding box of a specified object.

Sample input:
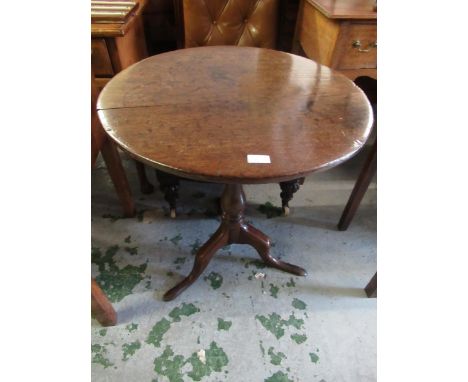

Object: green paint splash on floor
[243,259,266,269]
[122,340,141,361]
[259,341,265,356]
[255,313,285,339]
[124,235,132,243]
[153,346,185,382]
[126,323,138,332]
[92,344,113,368]
[186,341,229,381]
[98,328,107,336]
[190,239,201,255]
[204,272,223,289]
[146,318,171,347]
[166,271,174,277]
[95,263,147,302]
[285,314,304,330]
[291,333,307,344]
[92,246,118,271]
[153,342,229,382]
[217,318,232,331]
[174,257,186,264]
[170,234,183,245]
[169,303,200,322]
[124,246,138,255]
[309,352,319,363]
[258,202,283,219]
[269,284,279,298]
[264,371,293,382]
[286,278,296,287]
[268,347,286,365]
[292,298,307,310]
[92,245,147,302]
[256,313,304,339]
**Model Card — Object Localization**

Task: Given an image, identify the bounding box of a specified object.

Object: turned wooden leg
[163,183,307,301]
[338,141,377,231]
[365,272,377,298]
[156,170,180,218]
[279,177,305,215]
[91,278,117,326]
[135,160,154,194]
[100,139,135,217]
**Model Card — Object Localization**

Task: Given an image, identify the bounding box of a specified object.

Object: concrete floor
[91,144,376,382]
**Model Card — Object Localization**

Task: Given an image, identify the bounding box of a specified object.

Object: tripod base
[163,184,307,301]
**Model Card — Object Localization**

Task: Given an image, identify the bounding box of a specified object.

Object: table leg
[100,139,136,218]
[156,170,180,218]
[338,141,377,231]
[91,278,117,326]
[163,184,307,301]
[364,272,377,298]
[135,161,154,194]
[279,177,305,215]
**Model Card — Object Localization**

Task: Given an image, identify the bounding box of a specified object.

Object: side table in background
[91,0,155,195]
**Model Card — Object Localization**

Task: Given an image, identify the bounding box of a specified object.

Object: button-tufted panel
[182,0,279,48]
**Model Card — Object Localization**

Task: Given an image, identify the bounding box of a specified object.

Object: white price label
[247,154,271,164]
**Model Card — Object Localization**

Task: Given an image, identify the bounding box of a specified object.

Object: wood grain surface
[98,46,373,184]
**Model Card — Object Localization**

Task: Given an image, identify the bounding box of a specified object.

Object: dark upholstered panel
[182,0,279,48]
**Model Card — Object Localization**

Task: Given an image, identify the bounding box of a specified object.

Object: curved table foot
[163,225,229,301]
[239,224,307,276]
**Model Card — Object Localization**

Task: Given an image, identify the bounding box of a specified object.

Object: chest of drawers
[91,0,149,90]
[293,0,377,80]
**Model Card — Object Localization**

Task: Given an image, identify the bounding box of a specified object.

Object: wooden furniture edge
[304,0,377,20]
[91,0,148,37]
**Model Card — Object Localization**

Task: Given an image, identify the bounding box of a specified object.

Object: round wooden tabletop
[98,46,373,184]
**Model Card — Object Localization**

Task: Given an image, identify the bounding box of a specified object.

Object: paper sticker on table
[247,154,271,164]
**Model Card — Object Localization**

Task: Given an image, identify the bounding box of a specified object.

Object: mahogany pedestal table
[97,46,373,301]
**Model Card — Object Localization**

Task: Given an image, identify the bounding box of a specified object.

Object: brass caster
[170,208,176,219]
[283,206,290,216]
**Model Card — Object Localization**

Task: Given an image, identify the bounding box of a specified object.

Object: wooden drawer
[335,23,377,70]
[91,39,114,77]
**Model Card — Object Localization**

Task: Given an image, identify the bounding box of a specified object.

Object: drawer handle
[352,40,377,53]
